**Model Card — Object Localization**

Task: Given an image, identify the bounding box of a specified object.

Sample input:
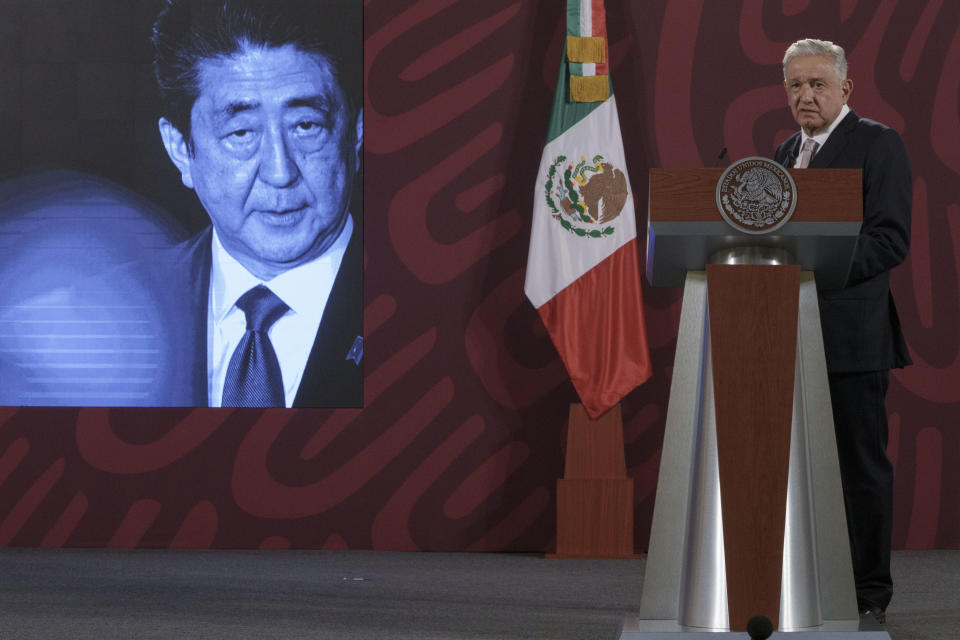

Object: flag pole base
[551,403,637,559]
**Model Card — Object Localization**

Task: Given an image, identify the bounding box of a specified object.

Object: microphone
[715,146,728,167]
[746,615,774,640]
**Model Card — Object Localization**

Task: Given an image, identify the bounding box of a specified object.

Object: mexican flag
[524,0,651,419]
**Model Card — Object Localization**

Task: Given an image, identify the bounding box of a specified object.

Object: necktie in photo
[795,138,819,168]
[221,285,289,407]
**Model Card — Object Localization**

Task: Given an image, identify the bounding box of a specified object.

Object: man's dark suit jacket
[152,224,363,407]
[774,109,911,373]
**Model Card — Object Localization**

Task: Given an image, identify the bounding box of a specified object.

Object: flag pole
[525,0,649,559]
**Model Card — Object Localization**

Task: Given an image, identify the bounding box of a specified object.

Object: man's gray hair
[782,38,847,81]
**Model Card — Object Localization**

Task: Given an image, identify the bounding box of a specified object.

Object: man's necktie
[795,138,819,168]
[221,285,289,407]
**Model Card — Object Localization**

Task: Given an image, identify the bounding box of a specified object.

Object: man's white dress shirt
[795,103,850,165]
[207,214,352,407]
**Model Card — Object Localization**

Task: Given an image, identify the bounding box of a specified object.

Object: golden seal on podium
[715,157,797,234]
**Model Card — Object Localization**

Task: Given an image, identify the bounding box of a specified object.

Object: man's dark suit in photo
[153,222,362,408]
[775,39,911,621]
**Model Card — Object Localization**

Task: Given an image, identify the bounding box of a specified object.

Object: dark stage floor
[0,549,956,639]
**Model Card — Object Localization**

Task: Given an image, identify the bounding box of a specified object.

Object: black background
[2,0,232,235]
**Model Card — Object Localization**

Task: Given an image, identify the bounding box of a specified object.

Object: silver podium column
[624,261,869,635]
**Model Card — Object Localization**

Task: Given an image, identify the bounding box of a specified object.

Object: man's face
[784,54,852,136]
[161,44,361,279]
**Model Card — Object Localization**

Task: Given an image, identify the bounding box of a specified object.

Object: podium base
[619,613,890,638]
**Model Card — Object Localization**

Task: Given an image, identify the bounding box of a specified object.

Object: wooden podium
[626,167,878,637]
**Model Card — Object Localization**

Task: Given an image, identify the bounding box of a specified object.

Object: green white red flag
[524,0,651,418]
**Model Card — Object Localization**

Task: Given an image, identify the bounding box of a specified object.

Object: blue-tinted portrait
[0,0,363,408]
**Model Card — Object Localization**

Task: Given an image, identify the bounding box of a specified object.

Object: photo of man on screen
[0,0,361,409]
[151,0,363,408]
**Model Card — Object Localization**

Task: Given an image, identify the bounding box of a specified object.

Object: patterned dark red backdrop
[1,0,958,551]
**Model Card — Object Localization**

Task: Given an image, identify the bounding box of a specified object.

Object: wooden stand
[708,263,800,629]
[551,403,639,559]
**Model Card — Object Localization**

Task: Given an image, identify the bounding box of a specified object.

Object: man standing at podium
[774,38,912,624]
